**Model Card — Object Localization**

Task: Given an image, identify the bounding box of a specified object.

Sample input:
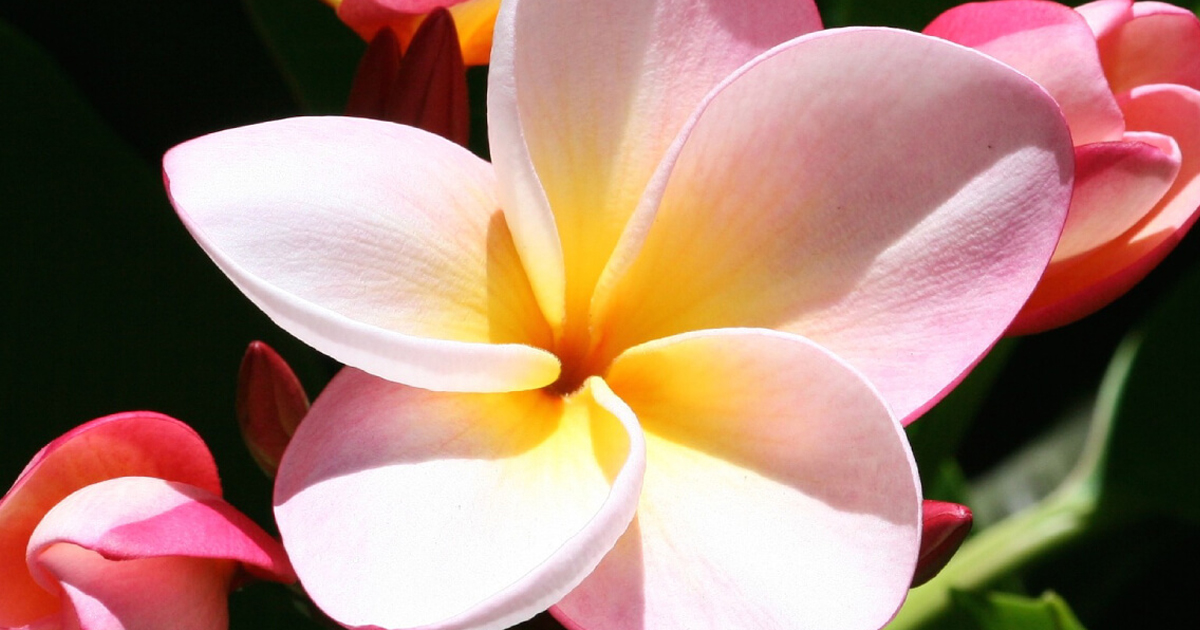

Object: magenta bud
[235,341,310,477]
[345,27,403,120]
[344,8,470,147]
[912,499,973,587]
[388,8,469,146]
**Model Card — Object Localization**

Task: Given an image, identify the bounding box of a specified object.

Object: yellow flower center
[545,316,608,397]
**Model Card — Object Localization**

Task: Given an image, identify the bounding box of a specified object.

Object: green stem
[887,479,1099,630]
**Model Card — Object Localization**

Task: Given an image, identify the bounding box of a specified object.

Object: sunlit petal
[595,28,1073,422]
[488,0,822,329]
[27,478,293,587]
[1014,84,1200,333]
[1075,0,1133,39]
[35,545,231,630]
[1053,135,1180,261]
[1093,0,1200,94]
[924,0,1124,144]
[554,329,920,630]
[164,116,558,392]
[274,369,645,629]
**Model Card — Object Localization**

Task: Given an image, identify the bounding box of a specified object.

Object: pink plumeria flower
[927,0,1200,334]
[325,0,499,66]
[0,412,295,630]
[163,0,1075,627]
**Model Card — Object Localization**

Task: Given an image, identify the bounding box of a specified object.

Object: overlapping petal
[593,28,1074,422]
[274,369,645,629]
[924,0,1124,145]
[164,117,558,392]
[553,329,920,630]
[1015,84,1200,331]
[1075,0,1133,39]
[1090,0,1200,94]
[26,477,293,630]
[487,0,823,329]
[928,0,1200,333]
[1051,135,1180,261]
[0,413,220,626]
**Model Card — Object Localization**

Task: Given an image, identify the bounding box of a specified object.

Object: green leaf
[1082,259,1200,525]
[967,410,1090,527]
[950,590,1087,630]
[243,0,364,113]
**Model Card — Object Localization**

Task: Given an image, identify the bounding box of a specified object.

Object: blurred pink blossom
[0,413,295,630]
[927,0,1200,333]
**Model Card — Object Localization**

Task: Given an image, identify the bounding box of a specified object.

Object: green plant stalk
[888,479,1099,630]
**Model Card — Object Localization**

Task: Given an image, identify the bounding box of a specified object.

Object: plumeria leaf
[243,0,364,113]
[968,411,1092,527]
[1085,256,1200,524]
[948,590,1088,630]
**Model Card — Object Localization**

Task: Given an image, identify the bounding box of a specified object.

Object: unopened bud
[912,499,973,587]
[345,28,402,120]
[235,341,310,477]
[345,8,469,147]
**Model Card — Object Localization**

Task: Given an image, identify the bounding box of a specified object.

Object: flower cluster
[7,0,1198,629]
[927,0,1200,333]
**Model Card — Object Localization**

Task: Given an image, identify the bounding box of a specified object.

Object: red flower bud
[345,8,470,147]
[912,499,973,587]
[235,341,310,477]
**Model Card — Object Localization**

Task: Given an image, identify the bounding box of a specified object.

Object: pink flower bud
[912,499,973,587]
[236,341,310,477]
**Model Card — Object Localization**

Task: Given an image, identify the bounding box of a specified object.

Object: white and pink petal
[274,369,645,630]
[0,413,221,627]
[924,0,1124,145]
[25,477,294,630]
[164,117,558,393]
[488,0,823,327]
[555,329,920,630]
[594,28,1074,423]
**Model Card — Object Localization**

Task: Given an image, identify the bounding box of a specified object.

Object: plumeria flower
[927,0,1200,334]
[163,0,1075,627]
[325,0,498,66]
[0,412,295,630]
